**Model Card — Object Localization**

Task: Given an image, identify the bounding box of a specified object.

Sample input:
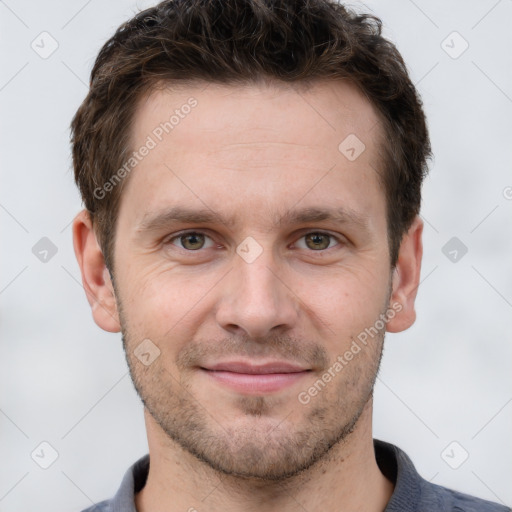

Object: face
[84,79,415,480]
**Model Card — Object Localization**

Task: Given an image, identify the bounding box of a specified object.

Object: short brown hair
[71,0,431,273]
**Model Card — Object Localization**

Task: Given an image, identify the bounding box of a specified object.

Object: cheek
[119,268,216,342]
[300,267,388,332]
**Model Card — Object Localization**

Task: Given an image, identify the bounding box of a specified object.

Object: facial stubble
[117,301,388,483]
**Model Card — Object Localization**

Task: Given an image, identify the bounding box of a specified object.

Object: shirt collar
[109,439,420,511]
[111,453,149,512]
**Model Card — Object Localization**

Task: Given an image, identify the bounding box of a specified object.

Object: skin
[73,79,423,512]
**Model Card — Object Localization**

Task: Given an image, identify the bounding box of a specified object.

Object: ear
[72,209,121,333]
[386,215,423,333]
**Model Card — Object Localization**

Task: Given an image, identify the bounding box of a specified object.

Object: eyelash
[163,230,344,253]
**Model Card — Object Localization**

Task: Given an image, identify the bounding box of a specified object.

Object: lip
[202,360,309,374]
[200,360,311,394]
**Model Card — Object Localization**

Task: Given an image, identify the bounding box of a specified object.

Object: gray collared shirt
[79,439,510,511]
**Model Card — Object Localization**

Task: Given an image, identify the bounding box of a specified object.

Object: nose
[215,244,299,339]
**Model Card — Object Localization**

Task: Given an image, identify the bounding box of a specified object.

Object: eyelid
[164,229,345,251]
[293,230,343,250]
[164,230,217,250]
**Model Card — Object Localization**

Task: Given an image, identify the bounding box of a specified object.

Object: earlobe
[386,215,423,333]
[72,209,121,333]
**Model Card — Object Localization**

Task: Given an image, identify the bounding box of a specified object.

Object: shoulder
[420,480,511,512]
[374,439,510,512]
[79,499,112,512]
[76,453,149,512]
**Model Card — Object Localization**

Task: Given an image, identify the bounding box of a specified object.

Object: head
[72,0,430,481]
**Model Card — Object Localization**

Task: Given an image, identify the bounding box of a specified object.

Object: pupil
[184,233,203,249]
[308,233,328,250]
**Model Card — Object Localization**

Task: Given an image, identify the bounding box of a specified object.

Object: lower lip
[201,369,310,394]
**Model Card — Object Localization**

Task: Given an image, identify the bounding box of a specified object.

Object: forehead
[133,78,382,151]
[118,79,386,235]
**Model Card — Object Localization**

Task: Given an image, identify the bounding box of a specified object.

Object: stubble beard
[121,327,385,482]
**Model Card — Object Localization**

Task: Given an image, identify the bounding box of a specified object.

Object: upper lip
[201,361,310,374]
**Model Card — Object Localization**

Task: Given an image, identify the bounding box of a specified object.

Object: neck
[135,398,394,512]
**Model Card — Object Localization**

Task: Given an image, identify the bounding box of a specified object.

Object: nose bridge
[215,236,298,337]
[237,243,279,302]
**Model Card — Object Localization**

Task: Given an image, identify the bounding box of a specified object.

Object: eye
[166,231,215,251]
[164,230,342,253]
[295,232,341,251]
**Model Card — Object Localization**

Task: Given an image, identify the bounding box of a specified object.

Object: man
[70,0,509,511]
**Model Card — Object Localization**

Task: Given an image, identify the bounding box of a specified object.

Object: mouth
[199,360,312,394]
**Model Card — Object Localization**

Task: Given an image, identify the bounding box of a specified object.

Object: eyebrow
[135,205,371,234]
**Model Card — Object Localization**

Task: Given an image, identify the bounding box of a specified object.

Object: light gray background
[1,1,511,510]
